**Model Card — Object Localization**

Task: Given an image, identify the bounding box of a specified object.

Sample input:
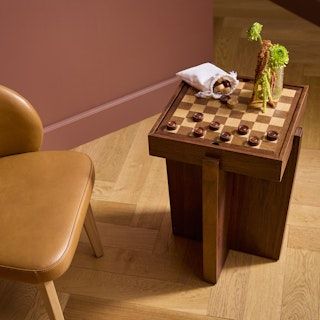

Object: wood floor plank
[292,168,320,207]
[242,258,283,320]
[301,77,320,150]
[91,199,136,226]
[288,226,320,252]
[213,17,224,61]
[57,266,211,316]
[64,294,226,320]
[24,291,69,320]
[0,280,35,320]
[283,62,305,86]
[213,0,299,20]
[241,228,289,320]
[214,25,241,73]
[152,210,189,259]
[287,204,320,228]
[178,240,205,287]
[236,38,258,77]
[106,115,158,204]
[72,242,128,275]
[281,248,320,320]
[73,242,190,284]
[207,251,253,319]
[299,149,320,167]
[91,179,115,201]
[304,63,320,77]
[80,221,158,252]
[0,280,69,320]
[131,156,169,230]
[75,121,140,183]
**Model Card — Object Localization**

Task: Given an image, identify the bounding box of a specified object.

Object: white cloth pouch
[176,62,239,99]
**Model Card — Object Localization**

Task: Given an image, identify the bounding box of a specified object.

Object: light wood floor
[1,114,320,320]
[1,1,320,319]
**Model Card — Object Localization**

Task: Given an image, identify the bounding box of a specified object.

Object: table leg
[202,158,231,283]
[229,128,303,259]
[166,159,202,239]
[166,158,232,283]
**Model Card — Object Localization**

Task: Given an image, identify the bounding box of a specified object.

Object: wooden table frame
[149,80,308,284]
[165,128,301,283]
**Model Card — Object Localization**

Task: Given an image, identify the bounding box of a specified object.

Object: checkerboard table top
[154,80,303,158]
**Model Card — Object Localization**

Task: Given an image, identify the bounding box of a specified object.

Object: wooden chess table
[148,78,308,284]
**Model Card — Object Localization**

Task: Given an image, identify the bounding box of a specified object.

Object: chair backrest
[0,85,43,157]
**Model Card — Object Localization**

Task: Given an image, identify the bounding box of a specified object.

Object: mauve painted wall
[0,0,213,127]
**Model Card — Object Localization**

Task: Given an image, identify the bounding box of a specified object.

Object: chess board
[157,81,299,156]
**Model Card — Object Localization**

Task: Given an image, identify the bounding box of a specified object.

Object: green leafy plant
[247,22,263,43]
[268,44,289,69]
[246,22,289,113]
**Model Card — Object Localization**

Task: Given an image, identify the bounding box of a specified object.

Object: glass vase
[272,66,284,100]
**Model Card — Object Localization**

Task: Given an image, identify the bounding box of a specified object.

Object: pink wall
[0,0,213,148]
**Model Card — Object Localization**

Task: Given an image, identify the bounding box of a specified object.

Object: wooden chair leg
[39,281,64,320]
[84,204,104,258]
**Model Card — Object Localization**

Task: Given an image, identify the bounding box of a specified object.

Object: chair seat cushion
[0,151,94,283]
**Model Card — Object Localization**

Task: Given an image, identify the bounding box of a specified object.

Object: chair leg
[39,281,64,320]
[84,204,104,258]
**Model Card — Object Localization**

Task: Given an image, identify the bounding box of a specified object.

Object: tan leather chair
[0,85,103,319]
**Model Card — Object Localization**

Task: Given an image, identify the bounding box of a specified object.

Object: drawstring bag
[176,62,239,99]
